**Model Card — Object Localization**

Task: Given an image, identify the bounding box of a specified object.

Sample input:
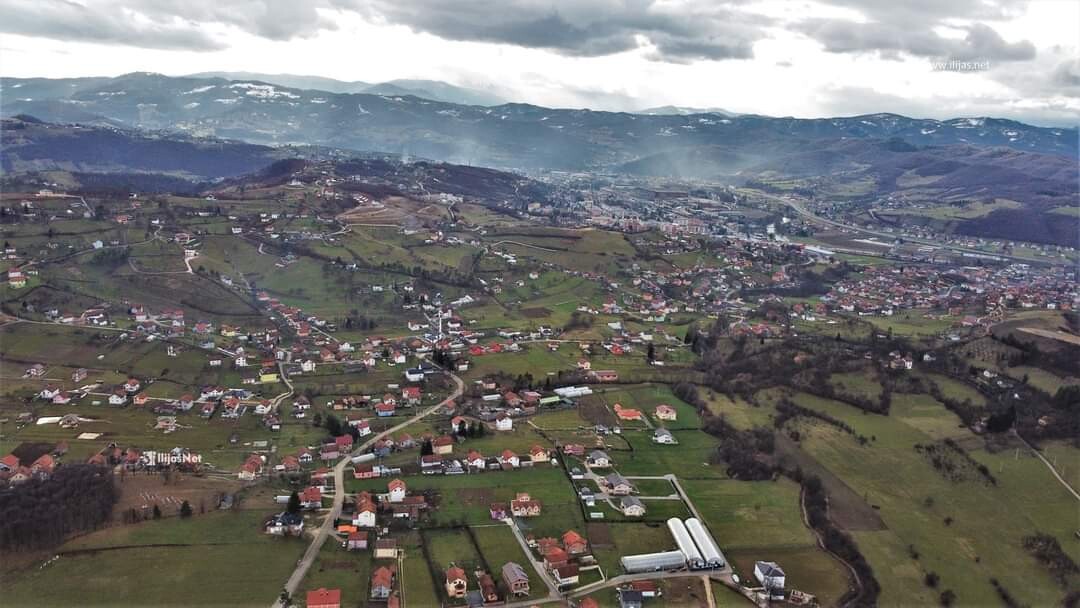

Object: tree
[924,572,940,588]
[287,491,301,515]
[152,504,162,520]
[179,500,193,518]
[646,343,656,363]
[325,413,343,437]
[420,440,433,456]
[939,590,956,607]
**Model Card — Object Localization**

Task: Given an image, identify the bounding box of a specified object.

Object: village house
[652,428,678,444]
[347,530,369,551]
[587,450,612,468]
[445,565,468,599]
[654,404,677,421]
[499,449,520,469]
[529,445,549,464]
[755,561,786,599]
[553,564,580,587]
[589,369,619,382]
[495,413,513,431]
[375,538,398,559]
[510,492,542,517]
[502,562,530,597]
[613,403,643,422]
[306,588,341,608]
[562,530,589,555]
[370,565,396,600]
[433,435,455,455]
[354,492,378,527]
[620,496,647,517]
[603,473,635,495]
[466,449,486,469]
[478,572,499,603]
[265,512,304,536]
[388,478,407,503]
[299,486,322,509]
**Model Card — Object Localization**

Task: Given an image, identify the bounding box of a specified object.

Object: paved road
[273,369,464,607]
[502,519,562,600]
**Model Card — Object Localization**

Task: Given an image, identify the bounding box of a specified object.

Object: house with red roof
[499,450,520,468]
[613,404,643,422]
[510,492,542,517]
[562,530,589,555]
[654,404,677,421]
[347,530,369,551]
[335,434,354,451]
[0,454,20,471]
[306,588,341,608]
[299,486,322,509]
[445,565,468,598]
[388,479,407,503]
[371,565,396,599]
[432,435,454,455]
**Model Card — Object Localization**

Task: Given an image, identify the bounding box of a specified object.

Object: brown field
[579,401,617,426]
[774,435,886,531]
[586,522,614,548]
[336,196,448,226]
[1017,327,1080,346]
[458,487,495,508]
[111,472,240,520]
[521,307,552,318]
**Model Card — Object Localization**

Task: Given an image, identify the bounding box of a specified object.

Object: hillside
[0,116,288,181]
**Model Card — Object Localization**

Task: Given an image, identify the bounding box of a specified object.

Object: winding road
[272,368,464,608]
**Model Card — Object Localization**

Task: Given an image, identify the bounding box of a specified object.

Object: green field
[786,392,1080,606]
[1,509,303,607]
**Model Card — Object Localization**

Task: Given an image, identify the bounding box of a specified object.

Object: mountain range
[2,73,1075,174]
[186,72,507,106]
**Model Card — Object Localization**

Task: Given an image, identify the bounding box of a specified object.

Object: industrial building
[620,550,687,573]
[685,517,726,568]
[667,517,704,569]
[620,517,727,574]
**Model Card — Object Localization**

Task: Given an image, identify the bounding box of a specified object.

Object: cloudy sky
[1,0,1077,125]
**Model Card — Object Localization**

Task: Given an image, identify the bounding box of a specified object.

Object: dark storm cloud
[793,0,1035,63]
[0,0,335,50]
[0,0,226,50]
[796,19,1035,62]
[0,0,1042,68]
[342,0,769,62]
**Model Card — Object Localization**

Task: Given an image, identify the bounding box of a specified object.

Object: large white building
[754,561,786,599]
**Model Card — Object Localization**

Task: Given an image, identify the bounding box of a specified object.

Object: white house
[620,496,646,517]
[39,385,61,400]
[588,450,611,468]
[388,479,407,503]
[353,504,377,528]
[754,561,786,599]
[652,428,678,445]
[495,414,513,431]
[301,360,316,373]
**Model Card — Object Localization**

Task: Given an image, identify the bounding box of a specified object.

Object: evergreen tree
[179,500,193,518]
[287,491,301,515]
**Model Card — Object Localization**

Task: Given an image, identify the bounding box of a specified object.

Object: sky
[0,0,1077,126]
